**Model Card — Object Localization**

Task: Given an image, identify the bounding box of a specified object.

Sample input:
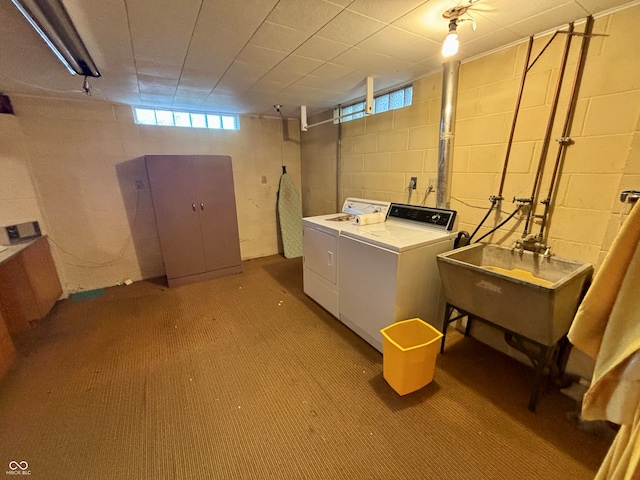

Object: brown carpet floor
[0,255,610,479]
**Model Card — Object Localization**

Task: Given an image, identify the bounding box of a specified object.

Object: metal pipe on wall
[538,16,594,242]
[523,23,574,237]
[437,60,461,210]
[499,36,534,198]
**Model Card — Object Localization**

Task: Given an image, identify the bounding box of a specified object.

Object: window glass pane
[190,113,206,128]
[390,90,404,110]
[207,115,222,129]
[134,108,156,125]
[132,108,238,130]
[405,86,413,106]
[375,94,389,113]
[174,111,191,127]
[221,115,237,130]
[155,110,174,126]
[343,105,353,115]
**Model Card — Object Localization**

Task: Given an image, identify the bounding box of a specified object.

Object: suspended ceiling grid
[0,0,636,117]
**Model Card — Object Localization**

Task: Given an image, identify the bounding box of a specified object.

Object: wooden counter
[0,309,15,381]
[0,236,62,335]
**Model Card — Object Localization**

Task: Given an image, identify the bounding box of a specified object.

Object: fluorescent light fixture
[11,0,100,77]
[442,19,459,57]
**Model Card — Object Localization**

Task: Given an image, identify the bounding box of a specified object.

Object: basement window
[338,85,413,123]
[133,108,239,130]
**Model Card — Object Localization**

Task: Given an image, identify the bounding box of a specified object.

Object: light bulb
[442,32,459,57]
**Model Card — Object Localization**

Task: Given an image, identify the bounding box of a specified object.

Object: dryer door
[302,227,337,284]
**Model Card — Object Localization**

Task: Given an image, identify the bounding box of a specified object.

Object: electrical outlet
[410,177,417,190]
[135,179,143,189]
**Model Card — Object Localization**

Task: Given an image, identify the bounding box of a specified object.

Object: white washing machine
[302,198,390,318]
[338,203,457,353]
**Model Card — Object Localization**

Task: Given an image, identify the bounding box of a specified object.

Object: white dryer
[302,198,390,318]
[338,204,457,353]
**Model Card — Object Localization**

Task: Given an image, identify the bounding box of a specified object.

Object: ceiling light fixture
[11,0,101,77]
[441,2,478,58]
[442,19,459,57]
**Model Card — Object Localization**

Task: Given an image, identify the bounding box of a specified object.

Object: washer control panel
[388,204,457,230]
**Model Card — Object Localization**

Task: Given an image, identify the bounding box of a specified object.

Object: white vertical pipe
[365,77,374,114]
[437,60,460,209]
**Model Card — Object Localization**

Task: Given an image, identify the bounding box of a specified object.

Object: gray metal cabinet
[146,155,241,287]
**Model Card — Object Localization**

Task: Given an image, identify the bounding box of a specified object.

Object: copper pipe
[523,22,574,237]
[539,16,594,241]
[499,36,534,197]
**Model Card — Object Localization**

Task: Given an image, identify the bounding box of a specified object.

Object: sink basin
[436,243,593,346]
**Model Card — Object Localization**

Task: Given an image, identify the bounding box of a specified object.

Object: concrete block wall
[0,96,301,295]
[304,5,640,271]
[300,110,338,217]
[300,5,640,378]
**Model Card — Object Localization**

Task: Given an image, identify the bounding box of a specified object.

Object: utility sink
[436,243,593,346]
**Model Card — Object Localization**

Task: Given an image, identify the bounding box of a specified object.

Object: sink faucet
[513,234,551,257]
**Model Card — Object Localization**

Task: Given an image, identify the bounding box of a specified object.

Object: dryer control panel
[388,204,457,230]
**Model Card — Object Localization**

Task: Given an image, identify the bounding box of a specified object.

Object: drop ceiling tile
[180,0,280,82]
[212,77,252,95]
[214,70,265,95]
[395,62,440,81]
[173,85,211,101]
[283,83,327,101]
[135,60,182,78]
[236,44,289,68]
[261,67,306,84]
[325,0,352,6]
[293,36,352,62]
[138,83,177,97]
[577,0,635,13]
[310,62,357,80]
[417,55,449,73]
[392,0,459,36]
[293,75,335,89]
[248,21,310,53]
[137,73,178,89]
[176,71,222,91]
[171,94,208,106]
[326,72,371,95]
[127,0,200,66]
[332,47,413,76]
[250,79,289,93]
[201,92,237,109]
[357,26,442,61]
[346,0,432,23]
[457,27,522,58]
[277,55,325,75]
[316,9,387,44]
[265,0,344,33]
[506,3,591,37]
[140,93,176,105]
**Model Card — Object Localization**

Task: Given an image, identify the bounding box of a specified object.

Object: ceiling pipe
[437,60,460,210]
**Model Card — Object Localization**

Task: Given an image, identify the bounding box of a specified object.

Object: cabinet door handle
[192,203,196,211]
[200,203,204,210]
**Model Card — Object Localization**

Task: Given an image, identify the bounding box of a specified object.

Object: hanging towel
[568,203,640,479]
[277,167,303,259]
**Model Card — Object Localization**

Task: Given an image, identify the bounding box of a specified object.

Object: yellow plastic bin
[380,318,443,395]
